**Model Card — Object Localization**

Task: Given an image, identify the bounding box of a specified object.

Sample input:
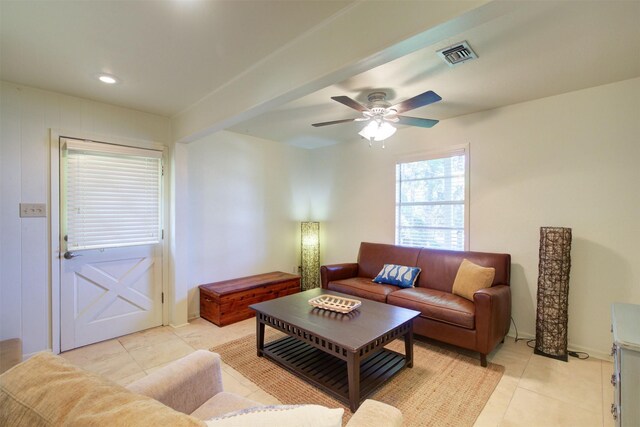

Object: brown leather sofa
[320,242,511,366]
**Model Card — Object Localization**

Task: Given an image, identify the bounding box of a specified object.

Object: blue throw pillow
[372,264,421,288]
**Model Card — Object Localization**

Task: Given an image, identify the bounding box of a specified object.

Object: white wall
[312,77,640,359]
[3,76,638,360]
[185,130,310,319]
[0,81,171,356]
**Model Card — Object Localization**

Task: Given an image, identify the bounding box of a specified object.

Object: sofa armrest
[320,263,359,289]
[346,399,402,427]
[127,350,224,415]
[474,285,511,354]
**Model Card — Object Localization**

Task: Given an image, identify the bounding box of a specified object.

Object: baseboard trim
[506,331,612,362]
[169,322,190,329]
[567,342,612,362]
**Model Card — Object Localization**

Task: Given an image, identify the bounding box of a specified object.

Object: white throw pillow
[206,405,344,427]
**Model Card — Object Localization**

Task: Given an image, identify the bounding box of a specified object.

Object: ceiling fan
[312,90,442,146]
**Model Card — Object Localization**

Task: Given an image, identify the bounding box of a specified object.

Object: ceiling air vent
[436,41,478,67]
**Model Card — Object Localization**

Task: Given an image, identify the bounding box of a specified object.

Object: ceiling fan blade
[392,90,442,114]
[396,116,439,128]
[311,118,357,127]
[331,96,368,112]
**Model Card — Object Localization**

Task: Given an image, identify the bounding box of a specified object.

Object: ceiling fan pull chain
[369,137,373,147]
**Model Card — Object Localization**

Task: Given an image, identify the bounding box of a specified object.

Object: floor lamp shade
[535,227,572,361]
[301,222,320,291]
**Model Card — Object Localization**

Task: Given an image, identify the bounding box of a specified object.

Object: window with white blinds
[395,149,468,250]
[62,138,162,251]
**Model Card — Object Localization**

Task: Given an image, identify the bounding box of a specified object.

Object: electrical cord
[510,316,523,342]
[568,351,590,360]
[511,317,589,360]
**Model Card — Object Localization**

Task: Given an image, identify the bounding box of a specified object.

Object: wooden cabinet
[199,272,300,326]
[610,303,640,426]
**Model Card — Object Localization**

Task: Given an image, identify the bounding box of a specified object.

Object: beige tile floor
[61,318,615,426]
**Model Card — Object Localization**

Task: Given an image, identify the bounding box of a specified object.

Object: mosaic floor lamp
[301,222,320,291]
[535,227,572,361]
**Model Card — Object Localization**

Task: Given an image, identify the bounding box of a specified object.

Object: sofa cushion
[452,259,495,301]
[205,404,343,427]
[372,264,421,288]
[0,351,203,427]
[127,349,224,415]
[357,242,421,279]
[328,277,397,303]
[387,288,475,329]
[415,248,510,292]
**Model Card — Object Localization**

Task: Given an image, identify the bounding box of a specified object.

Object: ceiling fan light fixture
[97,73,120,84]
[312,89,441,140]
[358,120,396,143]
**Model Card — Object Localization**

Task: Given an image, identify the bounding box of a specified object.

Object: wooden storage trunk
[199,271,300,326]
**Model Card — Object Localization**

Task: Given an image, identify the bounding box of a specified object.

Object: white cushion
[205,404,343,427]
[192,391,261,420]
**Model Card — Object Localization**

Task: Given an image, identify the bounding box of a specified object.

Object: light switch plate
[20,203,47,218]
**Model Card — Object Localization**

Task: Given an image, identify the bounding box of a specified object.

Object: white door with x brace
[59,138,164,351]
[60,246,162,351]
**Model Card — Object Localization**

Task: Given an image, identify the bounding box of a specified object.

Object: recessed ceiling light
[98,74,118,84]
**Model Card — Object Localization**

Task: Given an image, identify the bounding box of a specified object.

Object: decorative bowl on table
[308,295,362,314]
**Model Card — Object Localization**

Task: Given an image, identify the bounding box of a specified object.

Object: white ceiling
[229,1,640,148]
[1,1,639,148]
[0,0,353,116]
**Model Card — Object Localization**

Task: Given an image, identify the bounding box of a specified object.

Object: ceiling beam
[172,0,511,143]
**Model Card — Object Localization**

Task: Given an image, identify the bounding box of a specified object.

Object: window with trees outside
[395,148,468,250]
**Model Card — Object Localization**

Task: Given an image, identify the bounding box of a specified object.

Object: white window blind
[63,138,162,251]
[395,149,467,250]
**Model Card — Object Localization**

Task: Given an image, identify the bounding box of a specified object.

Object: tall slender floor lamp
[300,222,320,291]
[535,227,572,361]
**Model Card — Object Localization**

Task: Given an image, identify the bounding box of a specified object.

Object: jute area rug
[211,330,504,427]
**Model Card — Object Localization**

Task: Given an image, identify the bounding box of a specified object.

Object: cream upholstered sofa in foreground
[0,349,401,427]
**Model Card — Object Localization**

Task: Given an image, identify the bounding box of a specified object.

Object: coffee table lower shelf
[262,336,407,407]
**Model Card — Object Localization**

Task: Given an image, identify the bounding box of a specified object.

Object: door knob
[63,251,81,259]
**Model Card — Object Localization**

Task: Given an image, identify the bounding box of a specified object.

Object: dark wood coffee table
[250,288,420,411]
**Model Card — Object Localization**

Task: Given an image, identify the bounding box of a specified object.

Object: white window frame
[395,144,470,251]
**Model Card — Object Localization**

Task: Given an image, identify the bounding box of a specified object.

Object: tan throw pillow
[452,259,496,301]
